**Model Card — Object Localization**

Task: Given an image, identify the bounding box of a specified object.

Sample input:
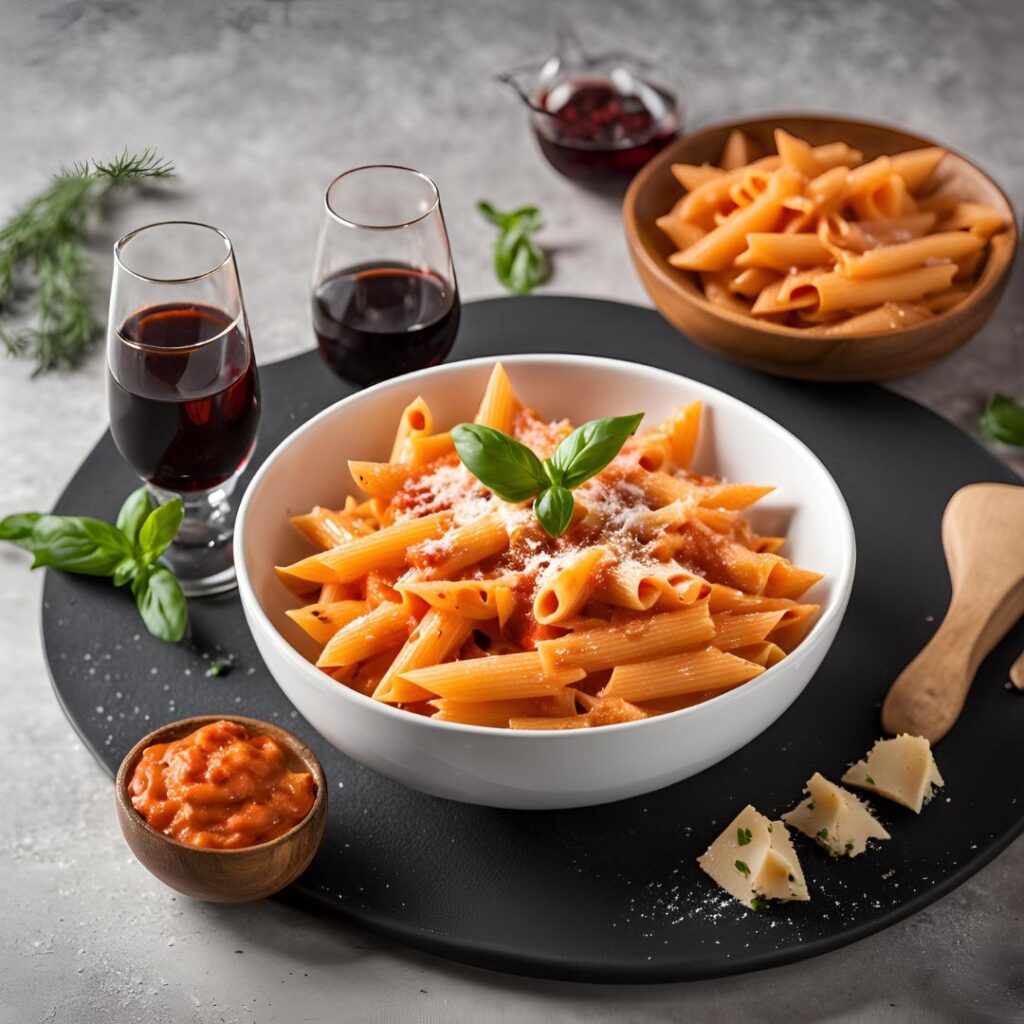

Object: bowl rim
[623,110,1020,342]
[115,713,326,856]
[235,353,856,739]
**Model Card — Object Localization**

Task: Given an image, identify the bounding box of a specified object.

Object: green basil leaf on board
[980,394,1024,447]
[477,200,550,295]
[451,423,548,502]
[138,497,185,559]
[548,414,645,489]
[115,486,156,547]
[27,515,133,575]
[0,511,42,550]
[133,566,188,643]
[534,485,575,539]
[0,490,188,642]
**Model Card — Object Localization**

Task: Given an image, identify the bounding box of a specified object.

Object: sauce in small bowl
[115,715,326,902]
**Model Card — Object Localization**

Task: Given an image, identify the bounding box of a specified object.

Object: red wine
[534,77,679,187]
[312,262,459,386]
[108,303,260,492]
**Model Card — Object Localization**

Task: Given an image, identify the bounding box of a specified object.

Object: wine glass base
[178,566,238,598]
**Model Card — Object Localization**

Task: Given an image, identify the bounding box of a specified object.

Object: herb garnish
[865,775,875,785]
[980,394,1024,447]
[734,860,751,877]
[206,654,236,678]
[452,413,643,538]
[844,840,855,854]
[477,201,550,294]
[736,827,752,846]
[750,896,770,912]
[815,827,829,844]
[0,149,175,373]
[0,486,187,641]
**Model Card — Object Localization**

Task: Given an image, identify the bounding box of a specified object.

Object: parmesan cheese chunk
[841,734,944,813]
[783,772,890,857]
[697,805,809,908]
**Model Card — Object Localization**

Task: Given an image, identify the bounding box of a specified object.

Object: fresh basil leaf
[534,486,574,538]
[116,487,156,547]
[548,413,644,489]
[980,394,1024,447]
[112,556,140,588]
[479,200,550,295]
[138,498,184,558]
[451,423,547,502]
[0,511,42,550]
[133,566,188,643]
[28,515,132,575]
[477,200,508,228]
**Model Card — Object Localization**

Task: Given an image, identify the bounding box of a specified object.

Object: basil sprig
[980,393,1024,447]
[477,201,550,294]
[452,413,643,538]
[0,486,188,642]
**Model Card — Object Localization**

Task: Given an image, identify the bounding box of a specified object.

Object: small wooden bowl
[115,714,327,903]
[623,113,1018,382]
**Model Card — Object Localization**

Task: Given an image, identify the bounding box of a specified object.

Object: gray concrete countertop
[1,2,1022,1021]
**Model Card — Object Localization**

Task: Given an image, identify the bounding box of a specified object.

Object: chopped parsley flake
[865,774,875,785]
[737,827,753,846]
[844,840,855,854]
[807,801,815,811]
[735,859,751,877]
[750,896,769,912]
[816,827,829,844]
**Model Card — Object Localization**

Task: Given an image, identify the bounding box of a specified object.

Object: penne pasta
[655,127,1005,333]
[277,365,824,728]
[601,648,764,702]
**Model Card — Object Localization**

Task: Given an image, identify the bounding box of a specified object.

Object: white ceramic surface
[235,355,855,809]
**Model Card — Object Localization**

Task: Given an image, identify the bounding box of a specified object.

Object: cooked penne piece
[474,362,520,433]
[413,510,509,579]
[290,506,373,550]
[710,610,788,651]
[286,599,369,645]
[736,233,831,273]
[398,577,517,620]
[316,601,414,668]
[280,511,451,584]
[534,547,612,625]
[821,302,933,336]
[373,608,474,703]
[400,651,584,702]
[348,460,415,501]
[537,604,715,674]
[838,231,985,279]
[601,648,764,702]
[389,397,433,462]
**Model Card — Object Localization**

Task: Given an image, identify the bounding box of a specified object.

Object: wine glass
[311,165,460,387]
[106,221,261,596]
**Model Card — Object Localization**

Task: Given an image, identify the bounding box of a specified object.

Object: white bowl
[235,355,855,809]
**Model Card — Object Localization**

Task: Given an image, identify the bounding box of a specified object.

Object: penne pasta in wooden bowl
[623,114,1018,381]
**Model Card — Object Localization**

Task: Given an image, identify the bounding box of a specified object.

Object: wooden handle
[882,585,1024,741]
[881,483,1024,742]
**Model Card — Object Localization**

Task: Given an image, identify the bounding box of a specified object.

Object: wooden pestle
[881,483,1024,742]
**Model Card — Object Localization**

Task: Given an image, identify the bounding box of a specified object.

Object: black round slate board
[44,296,1024,983]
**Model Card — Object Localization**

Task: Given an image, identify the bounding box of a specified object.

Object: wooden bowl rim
[623,111,1019,343]
[115,713,326,857]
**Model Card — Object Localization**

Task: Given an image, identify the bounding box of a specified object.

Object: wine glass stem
[149,479,239,597]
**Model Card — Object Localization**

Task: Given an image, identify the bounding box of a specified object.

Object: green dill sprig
[0,148,176,374]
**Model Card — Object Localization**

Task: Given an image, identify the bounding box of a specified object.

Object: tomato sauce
[128,720,316,850]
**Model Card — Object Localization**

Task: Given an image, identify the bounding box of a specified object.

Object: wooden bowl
[623,114,1018,381]
[115,714,327,903]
